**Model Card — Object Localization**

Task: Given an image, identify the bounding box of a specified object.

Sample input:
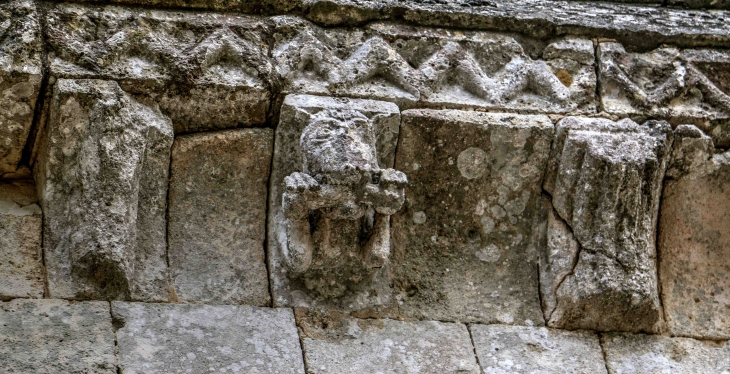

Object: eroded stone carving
[46,3,273,133]
[0,0,42,174]
[659,125,730,340]
[269,94,402,314]
[599,43,730,147]
[541,117,673,333]
[35,79,173,301]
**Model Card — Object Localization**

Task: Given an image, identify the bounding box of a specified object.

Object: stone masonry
[0,0,729,372]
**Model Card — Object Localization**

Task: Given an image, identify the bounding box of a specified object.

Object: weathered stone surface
[35,79,173,301]
[269,94,401,316]
[0,0,42,174]
[168,129,272,306]
[112,302,305,374]
[296,308,479,374]
[470,324,607,374]
[659,125,730,340]
[0,178,42,300]
[392,109,552,324]
[273,19,595,113]
[541,116,672,333]
[602,333,730,374]
[46,3,272,133]
[0,299,117,373]
[598,44,730,147]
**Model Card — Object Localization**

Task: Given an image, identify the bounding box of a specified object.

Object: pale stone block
[471,324,607,374]
[35,79,173,301]
[602,333,730,374]
[168,129,272,306]
[112,302,306,374]
[297,309,479,374]
[0,299,117,373]
[659,125,730,340]
[391,109,552,324]
[0,179,42,299]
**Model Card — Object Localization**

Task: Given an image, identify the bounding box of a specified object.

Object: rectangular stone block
[391,109,552,324]
[0,299,117,373]
[0,178,43,300]
[0,0,43,174]
[168,129,272,306]
[296,309,479,374]
[46,3,272,133]
[35,79,173,301]
[602,333,730,374]
[272,17,595,113]
[598,43,730,147]
[268,94,402,316]
[112,302,305,374]
[541,117,672,333]
[470,324,607,374]
[659,125,730,340]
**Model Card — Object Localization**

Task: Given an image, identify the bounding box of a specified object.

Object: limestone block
[268,94,402,316]
[541,116,672,333]
[602,333,730,374]
[0,299,117,373]
[35,79,173,301]
[598,43,730,147]
[470,324,607,374]
[112,302,305,374]
[272,18,595,113]
[0,179,42,299]
[659,125,730,340]
[296,309,479,374]
[46,3,272,133]
[391,109,552,324]
[168,129,272,306]
[0,0,42,174]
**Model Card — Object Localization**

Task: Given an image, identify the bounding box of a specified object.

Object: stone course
[0,0,728,371]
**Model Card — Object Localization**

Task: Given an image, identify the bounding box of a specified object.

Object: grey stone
[46,3,272,133]
[0,299,117,374]
[296,308,479,374]
[35,79,173,302]
[602,333,730,374]
[168,129,272,306]
[659,125,730,340]
[0,0,42,174]
[391,109,552,324]
[598,43,730,147]
[541,116,672,333]
[112,301,305,374]
[470,324,607,374]
[268,94,401,316]
[0,178,42,300]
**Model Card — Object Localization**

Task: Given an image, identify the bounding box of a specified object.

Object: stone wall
[0,0,729,372]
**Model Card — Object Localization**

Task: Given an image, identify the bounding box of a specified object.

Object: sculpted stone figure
[281,109,406,295]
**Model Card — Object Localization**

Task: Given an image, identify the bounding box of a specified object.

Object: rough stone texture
[659,125,730,340]
[46,3,273,133]
[273,18,595,113]
[602,333,730,374]
[0,0,42,174]
[0,178,42,300]
[268,94,401,316]
[470,324,607,374]
[296,308,479,374]
[541,117,672,333]
[112,302,306,374]
[168,129,272,306]
[391,109,552,324]
[35,79,173,302]
[598,43,730,147]
[0,299,117,373]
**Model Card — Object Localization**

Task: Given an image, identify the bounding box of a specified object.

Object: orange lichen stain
[555,69,573,87]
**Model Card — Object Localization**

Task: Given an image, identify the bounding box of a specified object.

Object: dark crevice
[466,324,484,373]
[262,123,277,308]
[109,301,124,374]
[292,308,311,373]
[598,333,611,374]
